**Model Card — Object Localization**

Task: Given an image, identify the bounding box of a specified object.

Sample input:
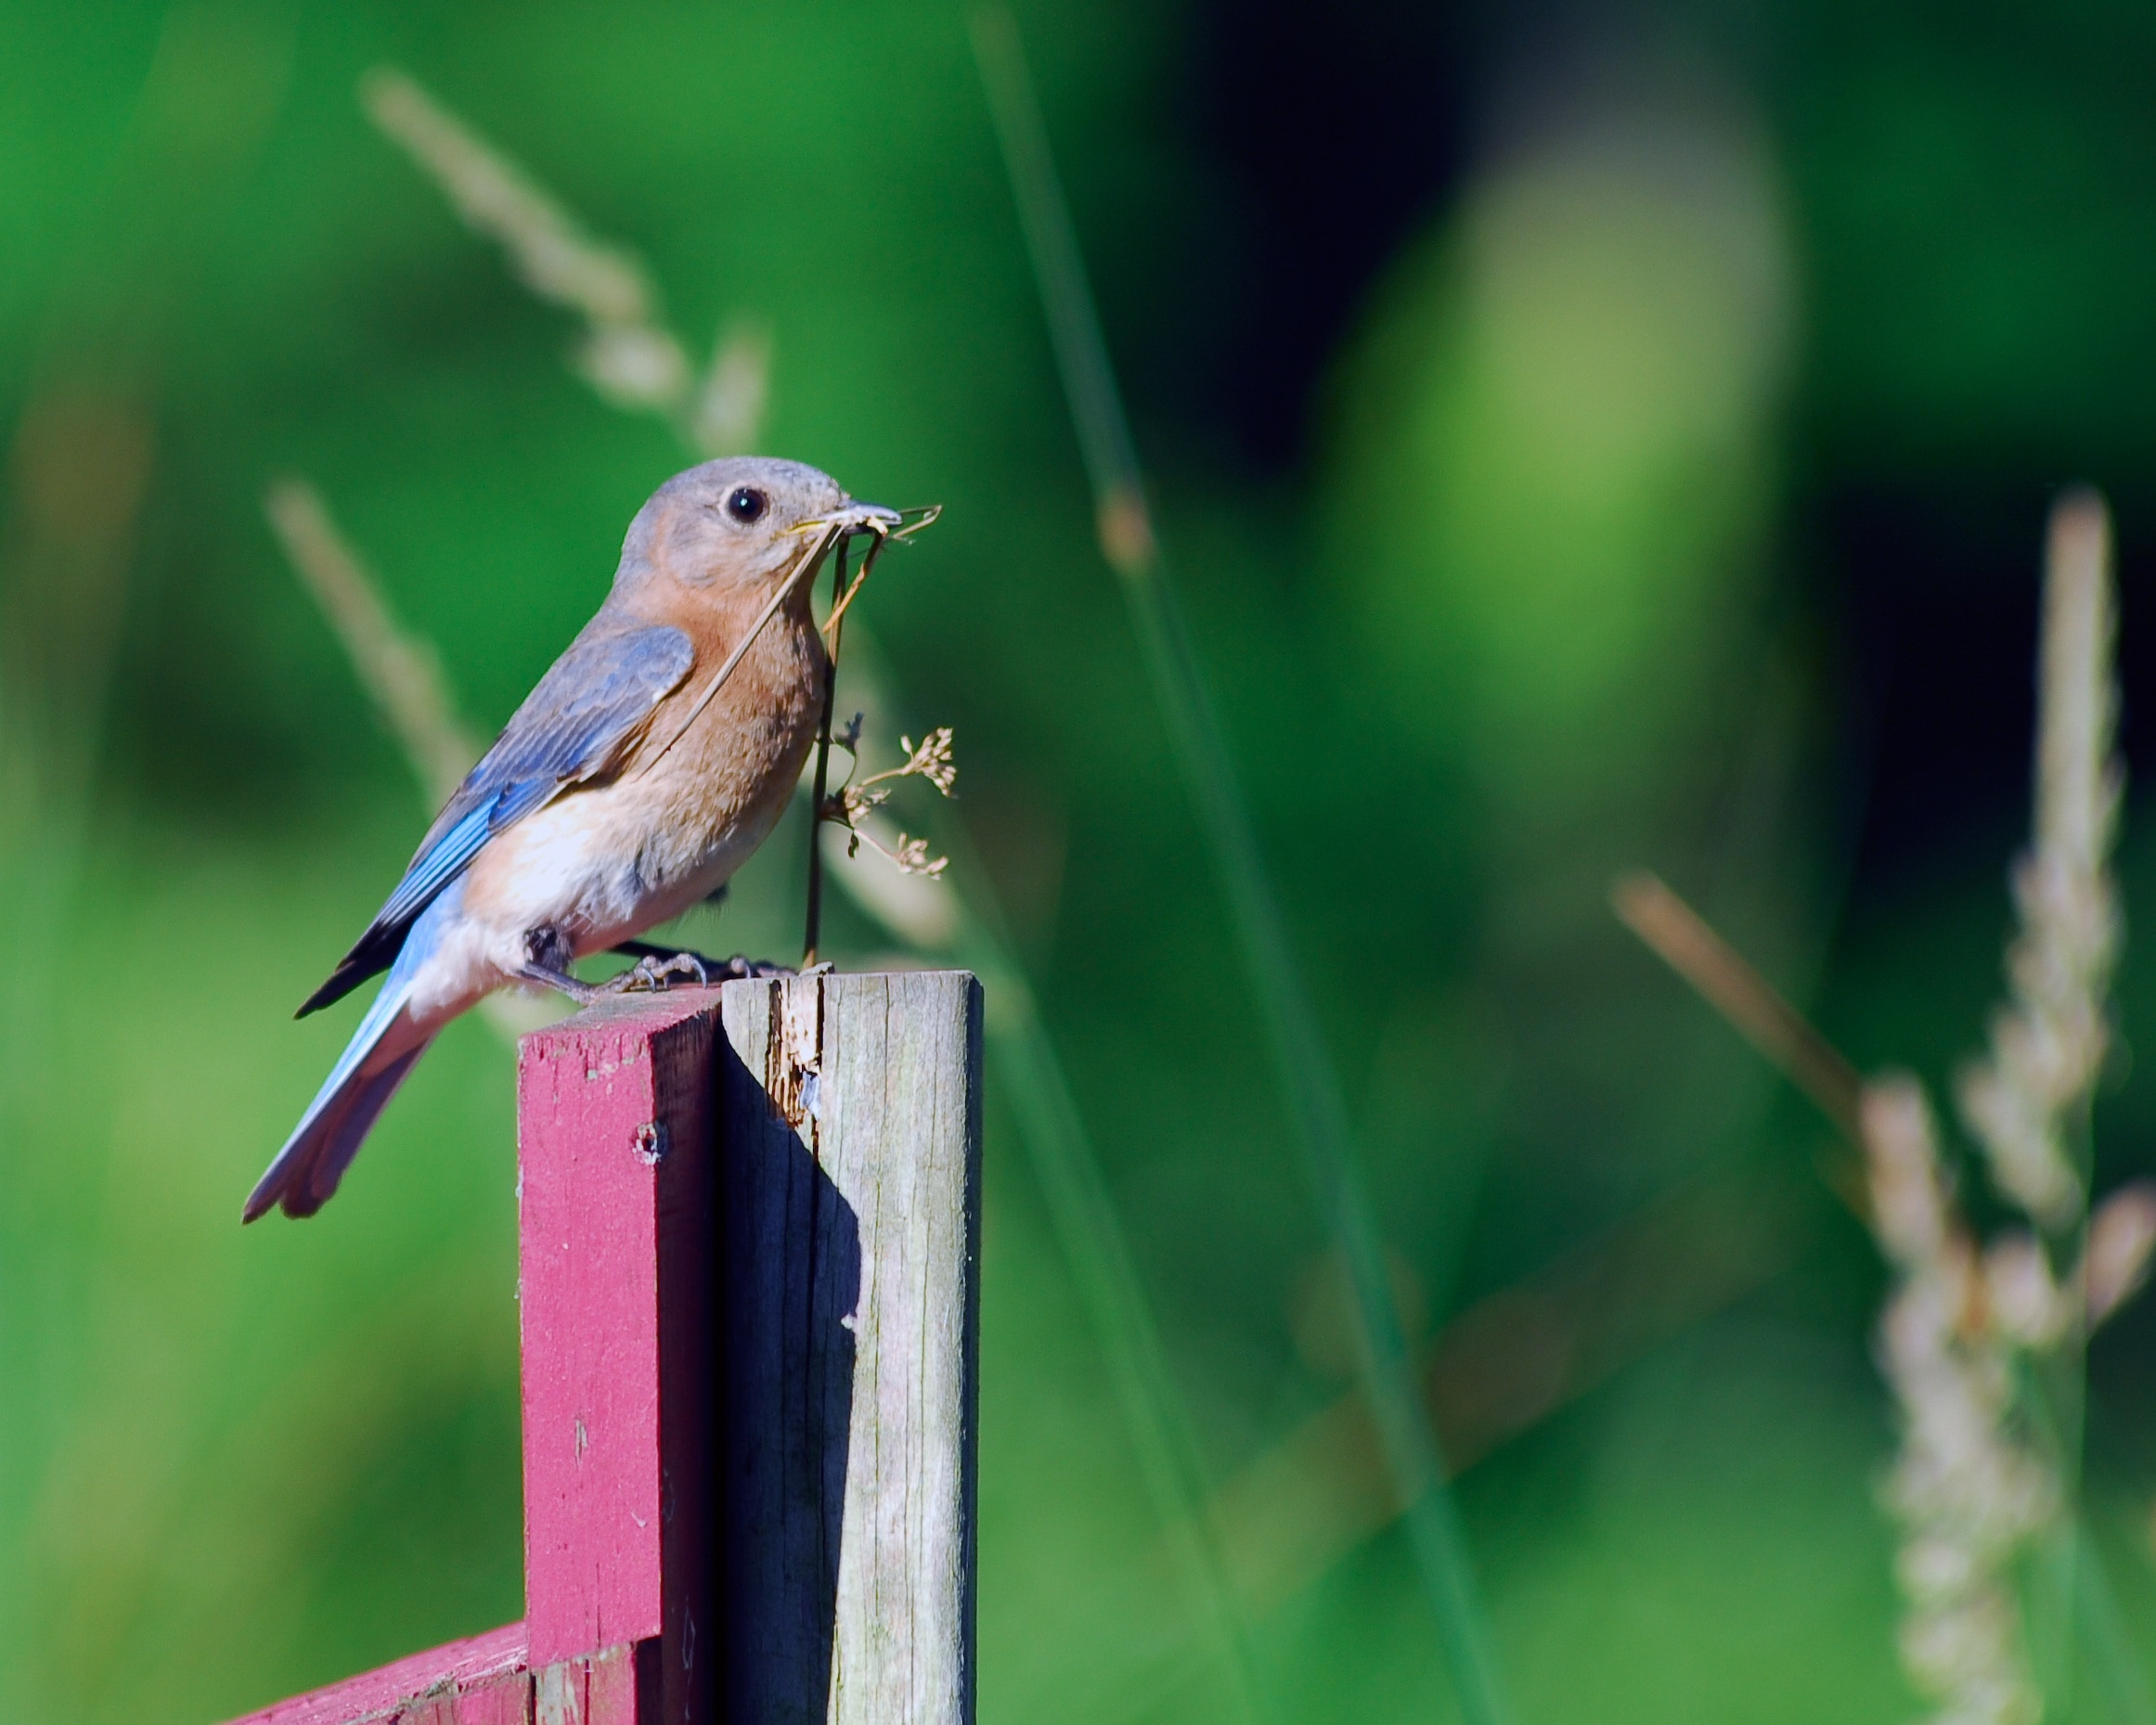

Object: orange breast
[633,593,826,856]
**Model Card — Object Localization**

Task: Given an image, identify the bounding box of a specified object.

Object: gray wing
[299,618,696,1015]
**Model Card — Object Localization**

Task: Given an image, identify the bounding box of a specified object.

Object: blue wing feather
[297,618,695,1016]
[369,797,498,933]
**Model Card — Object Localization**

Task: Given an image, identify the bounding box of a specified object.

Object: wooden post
[517,986,722,1719]
[716,970,983,1725]
[220,970,981,1725]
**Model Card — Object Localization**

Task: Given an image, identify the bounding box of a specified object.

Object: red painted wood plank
[224,989,721,1725]
[220,1622,529,1725]
[578,1643,645,1723]
[531,1643,650,1725]
[518,988,718,1721]
[444,1661,535,1725]
[214,1629,658,1725]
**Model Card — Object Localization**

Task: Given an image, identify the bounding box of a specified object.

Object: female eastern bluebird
[246,457,897,1222]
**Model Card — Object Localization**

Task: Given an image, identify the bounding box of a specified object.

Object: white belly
[401,775,789,1025]
[486,774,781,944]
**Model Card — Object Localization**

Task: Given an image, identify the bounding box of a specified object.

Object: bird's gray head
[616,457,898,599]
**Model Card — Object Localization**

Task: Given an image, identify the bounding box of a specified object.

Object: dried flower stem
[845,727,959,801]
[802,535,849,967]
[823,727,956,882]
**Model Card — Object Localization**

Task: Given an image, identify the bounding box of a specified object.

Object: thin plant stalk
[803,535,848,967]
[2075,1515,2156,1725]
[971,12,1511,1721]
[264,477,482,804]
[950,885,1270,1724]
[1612,872,1864,1143]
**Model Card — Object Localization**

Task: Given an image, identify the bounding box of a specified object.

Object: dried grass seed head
[1956,487,2124,1232]
[2085,1179,2156,1322]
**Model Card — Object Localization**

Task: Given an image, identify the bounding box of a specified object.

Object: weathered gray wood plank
[717,969,982,1725]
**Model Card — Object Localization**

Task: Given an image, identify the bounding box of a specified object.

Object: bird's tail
[245,943,437,1223]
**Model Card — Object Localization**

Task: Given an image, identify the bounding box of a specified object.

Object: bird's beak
[799,500,903,539]
[779,499,938,601]
[776,502,897,595]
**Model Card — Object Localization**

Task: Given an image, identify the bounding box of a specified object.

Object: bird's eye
[725,486,769,524]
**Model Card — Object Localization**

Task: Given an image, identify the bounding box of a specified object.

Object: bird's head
[618,457,898,604]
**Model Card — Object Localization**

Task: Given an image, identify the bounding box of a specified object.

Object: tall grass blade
[970,12,1513,1721]
[948,865,1271,1724]
[2076,1518,2156,1725]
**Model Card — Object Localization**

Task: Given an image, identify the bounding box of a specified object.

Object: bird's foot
[609,939,795,983]
[724,954,800,980]
[515,935,799,1009]
[515,927,605,1004]
[600,951,709,995]
[514,963,604,1007]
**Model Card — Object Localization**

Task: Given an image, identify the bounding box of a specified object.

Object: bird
[245,457,897,1222]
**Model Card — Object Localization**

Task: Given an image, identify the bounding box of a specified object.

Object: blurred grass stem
[265,478,481,805]
[264,479,570,1041]
[1208,1170,1814,1616]
[2075,1516,2156,1725]
[366,66,728,438]
[823,650,1268,1724]
[1612,871,1864,1143]
[694,318,771,457]
[973,12,1512,1721]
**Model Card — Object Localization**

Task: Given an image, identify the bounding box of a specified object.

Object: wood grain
[717,970,983,1725]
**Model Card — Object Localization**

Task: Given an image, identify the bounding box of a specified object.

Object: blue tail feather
[248,900,452,1222]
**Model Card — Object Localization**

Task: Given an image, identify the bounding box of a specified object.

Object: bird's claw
[601,951,710,995]
[726,955,799,980]
[604,940,797,987]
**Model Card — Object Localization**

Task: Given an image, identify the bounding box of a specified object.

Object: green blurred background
[4,2,2156,1719]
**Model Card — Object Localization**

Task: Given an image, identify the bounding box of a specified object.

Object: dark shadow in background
[1157,0,1475,468]
[1163,6,2155,908]
[1818,478,2156,890]
[716,1033,861,1723]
